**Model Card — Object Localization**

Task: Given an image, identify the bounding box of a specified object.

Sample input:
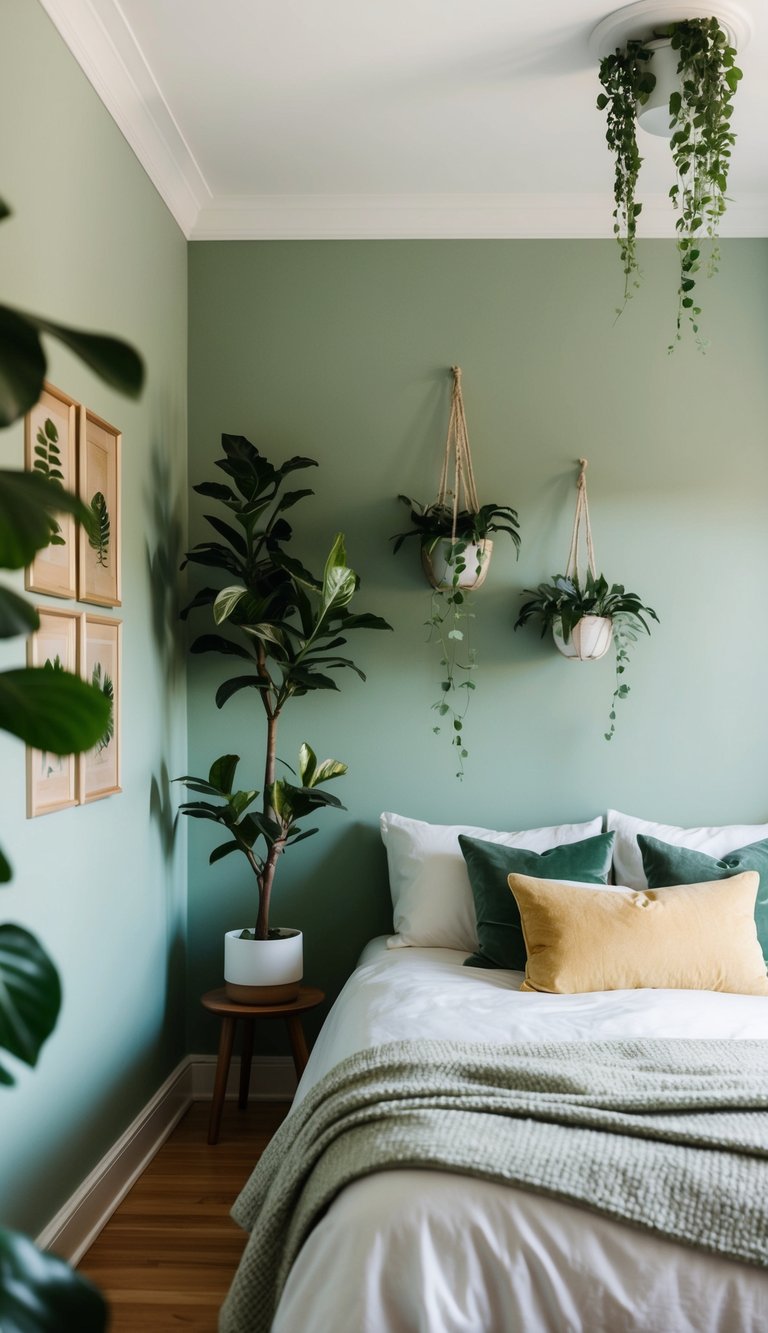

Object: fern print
[34,417,65,546]
[88,492,111,568]
[91,663,114,755]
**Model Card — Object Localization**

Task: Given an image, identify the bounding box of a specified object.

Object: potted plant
[176,434,391,1002]
[596,17,742,348]
[514,571,659,740]
[392,497,520,778]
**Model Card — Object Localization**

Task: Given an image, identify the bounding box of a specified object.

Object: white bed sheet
[273,940,768,1333]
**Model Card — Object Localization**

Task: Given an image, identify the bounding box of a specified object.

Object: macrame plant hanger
[565,458,597,587]
[423,366,492,590]
[556,458,613,661]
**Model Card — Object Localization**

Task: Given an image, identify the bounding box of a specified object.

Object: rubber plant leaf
[0,668,109,752]
[208,753,239,794]
[0,471,90,569]
[0,924,61,1085]
[0,1225,107,1331]
[0,588,39,640]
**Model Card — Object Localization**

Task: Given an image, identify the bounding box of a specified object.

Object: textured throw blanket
[219,1039,768,1333]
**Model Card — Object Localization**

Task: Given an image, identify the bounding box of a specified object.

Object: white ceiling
[39,0,768,239]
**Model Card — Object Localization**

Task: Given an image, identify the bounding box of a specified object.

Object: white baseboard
[37,1053,295,1265]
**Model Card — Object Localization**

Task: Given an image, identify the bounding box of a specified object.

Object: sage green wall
[0,1,187,1235]
[187,238,768,1049]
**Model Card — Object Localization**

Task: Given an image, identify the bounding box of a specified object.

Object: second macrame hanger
[436,366,480,540]
[565,458,597,585]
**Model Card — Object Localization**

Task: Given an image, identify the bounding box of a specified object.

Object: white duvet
[272,940,768,1333]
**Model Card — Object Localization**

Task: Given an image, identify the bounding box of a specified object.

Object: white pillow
[607,809,768,891]
[380,811,604,951]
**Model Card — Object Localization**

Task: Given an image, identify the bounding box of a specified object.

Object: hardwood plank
[78,1099,289,1332]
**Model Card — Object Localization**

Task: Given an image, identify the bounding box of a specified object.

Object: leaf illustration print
[34,417,65,545]
[91,663,115,756]
[89,491,111,568]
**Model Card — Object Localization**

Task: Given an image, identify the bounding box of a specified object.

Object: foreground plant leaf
[0,1226,107,1332]
[0,926,61,1086]
[0,669,110,753]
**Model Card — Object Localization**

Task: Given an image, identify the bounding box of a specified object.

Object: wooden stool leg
[239,1018,254,1110]
[285,1014,309,1081]
[208,1015,236,1145]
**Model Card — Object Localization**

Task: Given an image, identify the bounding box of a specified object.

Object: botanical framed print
[24,383,78,599]
[78,408,121,607]
[26,608,81,817]
[80,615,121,803]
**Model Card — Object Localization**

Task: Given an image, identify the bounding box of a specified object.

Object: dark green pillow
[638,834,768,963]
[460,832,615,971]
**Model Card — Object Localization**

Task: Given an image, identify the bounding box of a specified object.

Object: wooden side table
[201,985,325,1144]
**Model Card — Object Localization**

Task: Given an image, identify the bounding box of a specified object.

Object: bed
[220,810,768,1333]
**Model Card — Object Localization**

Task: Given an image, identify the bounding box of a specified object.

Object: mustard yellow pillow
[507,871,768,996]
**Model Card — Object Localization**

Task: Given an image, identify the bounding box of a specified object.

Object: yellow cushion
[507,871,768,996]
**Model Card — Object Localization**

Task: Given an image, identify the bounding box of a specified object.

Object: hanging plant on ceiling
[392,366,520,777]
[514,459,659,741]
[596,15,742,349]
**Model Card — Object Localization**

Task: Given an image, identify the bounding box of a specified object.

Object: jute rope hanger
[565,458,597,584]
[436,366,480,541]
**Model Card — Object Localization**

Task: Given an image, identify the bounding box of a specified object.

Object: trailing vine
[667,19,742,350]
[427,540,479,780]
[597,41,655,314]
[597,19,742,347]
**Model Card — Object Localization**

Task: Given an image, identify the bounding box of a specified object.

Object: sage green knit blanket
[219,1039,768,1333]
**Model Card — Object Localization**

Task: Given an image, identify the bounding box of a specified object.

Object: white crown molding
[37,0,210,237]
[590,0,752,58]
[190,192,768,240]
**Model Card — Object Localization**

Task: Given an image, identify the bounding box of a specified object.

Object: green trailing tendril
[597,41,656,314]
[427,540,480,780]
[667,19,742,351]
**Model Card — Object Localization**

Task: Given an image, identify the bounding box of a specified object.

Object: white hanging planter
[224,927,303,1005]
[553,615,614,662]
[422,537,493,591]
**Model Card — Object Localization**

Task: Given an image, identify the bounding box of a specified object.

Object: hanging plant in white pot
[593,5,744,348]
[176,435,391,1003]
[514,459,659,740]
[392,366,520,776]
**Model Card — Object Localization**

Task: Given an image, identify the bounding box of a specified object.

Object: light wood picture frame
[80,615,121,803]
[78,408,121,607]
[24,383,78,599]
[26,607,81,817]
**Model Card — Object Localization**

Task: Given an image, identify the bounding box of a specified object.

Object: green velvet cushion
[638,834,768,963]
[460,831,615,971]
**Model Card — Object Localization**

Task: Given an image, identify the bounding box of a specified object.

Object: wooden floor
[78,1099,290,1332]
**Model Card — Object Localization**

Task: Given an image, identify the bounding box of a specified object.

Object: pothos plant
[0,195,143,1329]
[515,571,659,740]
[597,18,742,348]
[176,435,391,939]
[392,497,520,777]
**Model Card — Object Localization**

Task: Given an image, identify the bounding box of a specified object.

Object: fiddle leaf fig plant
[515,572,659,741]
[178,435,391,938]
[393,495,521,779]
[597,18,742,348]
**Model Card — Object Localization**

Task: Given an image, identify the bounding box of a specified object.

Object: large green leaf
[209,754,239,794]
[0,1227,107,1331]
[0,472,90,569]
[0,668,110,753]
[0,589,39,641]
[0,304,143,429]
[0,926,60,1085]
[0,306,45,428]
[0,847,11,883]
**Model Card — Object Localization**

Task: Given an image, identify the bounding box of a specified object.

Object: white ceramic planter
[422,538,493,591]
[553,615,613,662]
[224,927,303,1005]
[636,39,680,137]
